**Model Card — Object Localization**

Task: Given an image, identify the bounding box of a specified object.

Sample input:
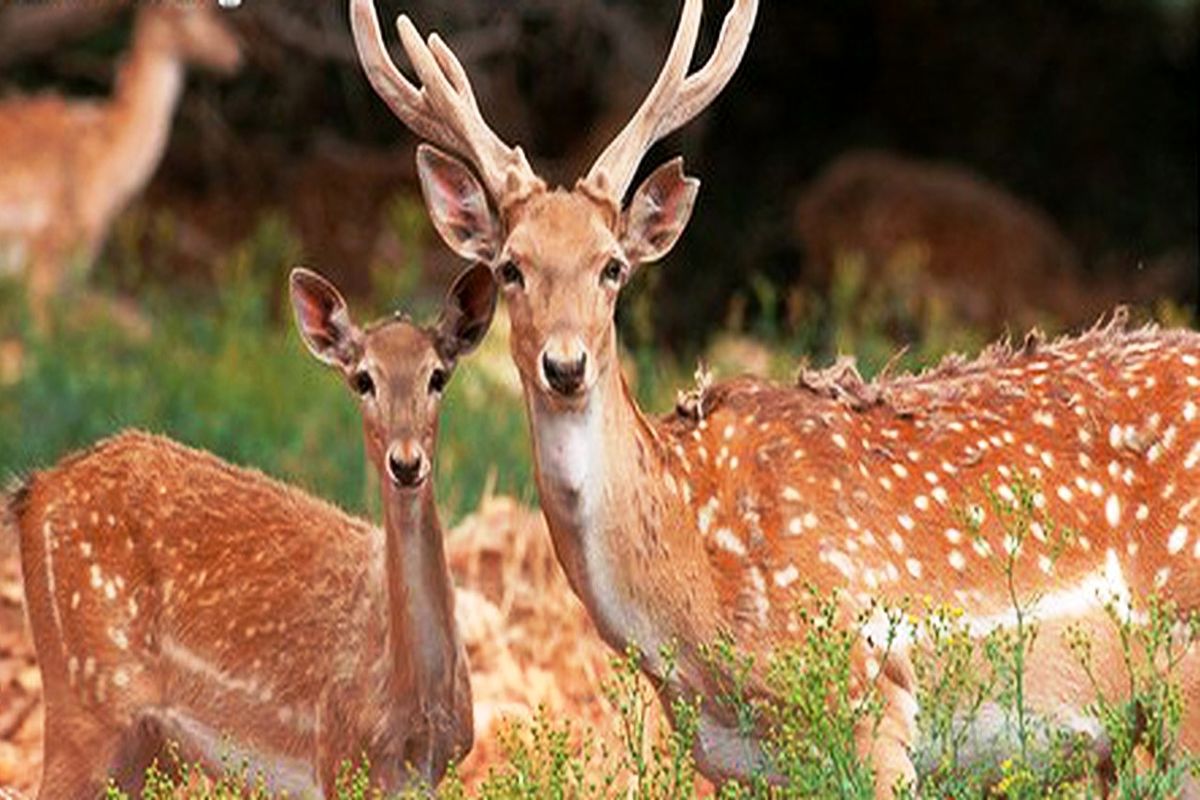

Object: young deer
[0,0,241,321]
[5,264,497,797]
[351,0,1200,794]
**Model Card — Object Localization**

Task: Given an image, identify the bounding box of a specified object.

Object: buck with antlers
[351,0,1200,793]
[6,264,497,797]
[0,0,241,323]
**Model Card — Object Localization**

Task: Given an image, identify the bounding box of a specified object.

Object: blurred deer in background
[795,150,1186,331]
[0,0,241,325]
[5,264,497,797]
[351,0,1200,794]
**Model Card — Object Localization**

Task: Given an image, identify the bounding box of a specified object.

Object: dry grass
[446,496,616,787]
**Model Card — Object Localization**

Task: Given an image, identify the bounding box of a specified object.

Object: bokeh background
[0,0,1197,792]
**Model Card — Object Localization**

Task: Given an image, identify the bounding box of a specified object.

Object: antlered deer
[349,0,1200,793]
[0,0,241,322]
[5,264,498,797]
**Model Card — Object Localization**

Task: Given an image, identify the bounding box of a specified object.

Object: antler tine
[348,0,454,149]
[350,0,540,210]
[667,0,758,134]
[584,0,758,205]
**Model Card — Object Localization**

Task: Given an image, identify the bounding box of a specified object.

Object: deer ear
[621,158,699,265]
[289,268,363,369]
[435,263,498,361]
[417,144,503,264]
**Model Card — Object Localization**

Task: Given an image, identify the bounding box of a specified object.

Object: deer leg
[24,248,61,334]
[858,654,919,800]
[37,710,127,800]
[1176,645,1200,800]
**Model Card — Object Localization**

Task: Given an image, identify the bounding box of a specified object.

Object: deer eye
[351,370,375,397]
[498,260,524,289]
[600,258,625,287]
[428,367,448,395]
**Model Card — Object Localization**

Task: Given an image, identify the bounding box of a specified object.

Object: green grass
[0,217,534,523]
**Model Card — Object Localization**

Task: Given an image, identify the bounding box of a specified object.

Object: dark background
[3,0,1196,349]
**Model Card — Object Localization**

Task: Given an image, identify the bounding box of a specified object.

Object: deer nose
[385,442,428,488]
[541,350,588,396]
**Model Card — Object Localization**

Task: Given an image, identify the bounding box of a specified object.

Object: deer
[794,150,1188,332]
[795,150,1083,331]
[4,263,498,798]
[348,0,1200,794]
[0,0,241,324]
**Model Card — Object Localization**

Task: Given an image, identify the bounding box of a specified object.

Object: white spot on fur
[825,550,854,579]
[1105,495,1121,528]
[1167,525,1189,555]
[715,527,746,557]
[1154,568,1170,589]
[774,565,800,588]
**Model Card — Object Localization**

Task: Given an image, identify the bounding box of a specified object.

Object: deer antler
[349,0,543,210]
[583,0,758,206]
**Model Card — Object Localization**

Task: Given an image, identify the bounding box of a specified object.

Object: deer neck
[91,18,185,230]
[379,485,458,704]
[525,333,722,677]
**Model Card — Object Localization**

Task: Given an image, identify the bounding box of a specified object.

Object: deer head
[145,0,243,75]
[290,263,497,489]
[350,0,756,407]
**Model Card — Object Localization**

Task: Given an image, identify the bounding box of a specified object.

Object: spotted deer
[5,264,498,797]
[350,0,1200,793]
[0,0,241,323]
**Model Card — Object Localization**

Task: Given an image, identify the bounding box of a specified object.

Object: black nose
[387,452,425,487]
[542,352,587,396]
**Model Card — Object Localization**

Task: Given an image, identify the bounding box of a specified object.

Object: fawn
[0,0,240,323]
[349,0,1200,794]
[6,264,497,797]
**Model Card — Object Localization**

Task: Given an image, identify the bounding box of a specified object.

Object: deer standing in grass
[350,0,1200,793]
[0,0,241,323]
[5,264,497,797]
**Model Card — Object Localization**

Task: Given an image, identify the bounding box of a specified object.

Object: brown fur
[648,320,1200,790]
[17,267,487,798]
